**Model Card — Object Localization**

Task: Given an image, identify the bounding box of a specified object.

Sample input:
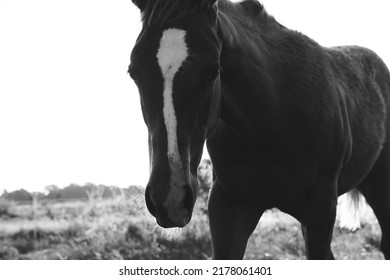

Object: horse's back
[325,45,390,193]
[327,45,390,117]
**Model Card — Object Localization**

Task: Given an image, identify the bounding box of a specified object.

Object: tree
[85,183,105,201]
[1,190,8,198]
[3,189,32,202]
[45,185,60,193]
[45,185,61,200]
[196,159,213,214]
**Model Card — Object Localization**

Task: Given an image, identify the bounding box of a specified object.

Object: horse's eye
[128,64,138,81]
[208,66,221,83]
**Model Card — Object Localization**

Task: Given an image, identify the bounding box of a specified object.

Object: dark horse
[129,0,390,259]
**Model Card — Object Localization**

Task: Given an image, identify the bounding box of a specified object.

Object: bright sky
[0,0,389,193]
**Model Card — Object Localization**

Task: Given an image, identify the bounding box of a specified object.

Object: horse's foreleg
[303,181,337,260]
[208,182,264,259]
[301,224,335,259]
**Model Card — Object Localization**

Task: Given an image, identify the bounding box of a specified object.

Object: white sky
[0,0,389,193]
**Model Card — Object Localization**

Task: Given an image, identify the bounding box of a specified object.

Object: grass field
[0,190,384,260]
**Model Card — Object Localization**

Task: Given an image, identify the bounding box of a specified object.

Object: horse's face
[130,0,221,227]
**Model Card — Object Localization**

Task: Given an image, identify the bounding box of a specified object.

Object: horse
[128,0,390,259]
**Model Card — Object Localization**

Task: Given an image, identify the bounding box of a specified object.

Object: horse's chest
[208,132,312,212]
[210,154,310,217]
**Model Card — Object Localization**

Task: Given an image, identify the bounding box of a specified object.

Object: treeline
[1,159,213,204]
[0,183,143,202]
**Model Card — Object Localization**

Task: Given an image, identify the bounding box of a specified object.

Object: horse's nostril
[144,184,194,227]
[145,187,157,217]
[183,184,194,212]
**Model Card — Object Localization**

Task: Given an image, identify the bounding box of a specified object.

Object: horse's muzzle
[145,183,194,228]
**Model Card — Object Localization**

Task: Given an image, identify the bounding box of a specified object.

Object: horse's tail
[337,188,365,231]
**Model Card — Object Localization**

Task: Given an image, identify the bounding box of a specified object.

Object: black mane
[220,0,281,30]
[223,0,264,22]
[140,0,278,29]
[141,0,214,25]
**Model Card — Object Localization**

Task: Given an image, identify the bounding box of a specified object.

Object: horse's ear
[132,0,147,11]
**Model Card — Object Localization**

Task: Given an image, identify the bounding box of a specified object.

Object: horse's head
[129,0,222,227]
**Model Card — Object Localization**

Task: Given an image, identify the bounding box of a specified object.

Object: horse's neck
[217,12,282,141]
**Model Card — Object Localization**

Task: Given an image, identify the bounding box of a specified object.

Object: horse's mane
[140,0,279,29]
[141,0,214,25]
[219,0,281,30]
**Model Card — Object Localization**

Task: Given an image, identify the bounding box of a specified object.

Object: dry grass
[245,208,383,260]
[0,196,385,260]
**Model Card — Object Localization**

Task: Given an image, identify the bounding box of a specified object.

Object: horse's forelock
[142,0,218,25]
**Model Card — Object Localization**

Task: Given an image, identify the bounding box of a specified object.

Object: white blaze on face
[156,28,188,173]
